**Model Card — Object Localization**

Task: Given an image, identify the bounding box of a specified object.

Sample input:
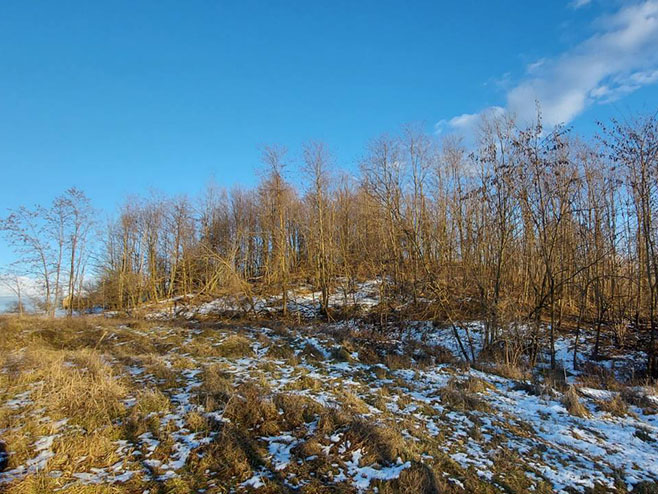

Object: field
[1,312,657,494]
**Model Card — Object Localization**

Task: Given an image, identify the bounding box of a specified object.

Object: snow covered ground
[1,317,657,493]
[140,279,384,321]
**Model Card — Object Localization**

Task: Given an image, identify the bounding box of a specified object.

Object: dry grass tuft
[216,334,254,358]
[338,390,371,415]
[596,394,632,417]
[378,460,446,494]
[561,386,590,418]
[196,365,232,413]
[344,418,409,464]
[192,426,257,484]
[300,342,325,361]
[461,376,495,394]
[266,342,297,362]
[441,378,493,412]
[474,362,526,380]
[134,388,171,416]
[273,393,325,428]
[222,382,279,434]
[27,349,129,430]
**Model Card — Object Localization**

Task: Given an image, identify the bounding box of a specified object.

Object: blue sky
[1,0,658,267]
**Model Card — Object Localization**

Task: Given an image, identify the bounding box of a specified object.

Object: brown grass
[596,394,633,417]
[216,334,254,358]
[343,418,409,464]
[561,386,590,418]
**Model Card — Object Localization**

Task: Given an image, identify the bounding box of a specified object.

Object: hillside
[1,311,657,494]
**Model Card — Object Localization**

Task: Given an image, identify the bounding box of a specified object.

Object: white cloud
[448,107,506,135]
[570,0,592,10]
[0,275,41,298]
[439,1,658,133]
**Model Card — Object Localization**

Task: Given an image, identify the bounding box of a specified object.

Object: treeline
[3,111,658,375]
[0,188,94,317]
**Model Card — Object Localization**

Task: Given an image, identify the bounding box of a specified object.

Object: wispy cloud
[570,0,592,10]
[440,1,658,133]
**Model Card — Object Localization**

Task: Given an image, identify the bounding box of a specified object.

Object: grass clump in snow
[344,418,410,464]
[198,363,232,411]
[596,394,633,417]
[266,342,298,364]
[561,386,590,418]
[215,334,254,358]
[273,393,325,428]
[222,382,279,434]
[134,388,171,416]
[440,377,493,412]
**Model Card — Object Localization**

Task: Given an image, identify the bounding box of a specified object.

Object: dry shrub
[216,334,254,358]
[561,386,590,418]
